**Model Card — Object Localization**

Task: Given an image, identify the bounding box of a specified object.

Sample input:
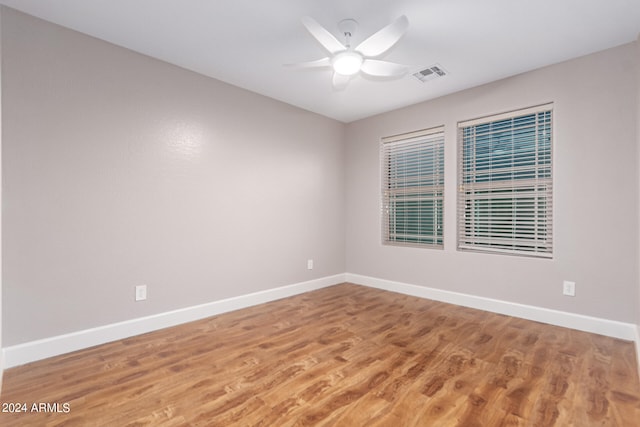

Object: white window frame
[381,126,444,248]
[457,104,553,258]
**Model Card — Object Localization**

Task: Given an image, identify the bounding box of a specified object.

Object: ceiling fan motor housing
[337,18,358,41]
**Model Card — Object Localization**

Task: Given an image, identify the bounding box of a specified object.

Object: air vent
[413,64,447,83]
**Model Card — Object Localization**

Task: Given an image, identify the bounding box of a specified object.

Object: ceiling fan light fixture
[332,51,363,76]
[290,15,410,88]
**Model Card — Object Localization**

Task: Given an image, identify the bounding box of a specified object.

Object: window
[381,127,444,248]
[457,104,553,257]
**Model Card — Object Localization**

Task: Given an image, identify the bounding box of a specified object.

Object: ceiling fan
[287,15,410,90]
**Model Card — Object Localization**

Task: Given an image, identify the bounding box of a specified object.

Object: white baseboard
[2,274,346,369]
[3,272,637,370]
[346,273,637,341]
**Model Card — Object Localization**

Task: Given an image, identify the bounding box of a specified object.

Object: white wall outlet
[562,280,575,297]
[307,259,314,270]
[135,285,147,301]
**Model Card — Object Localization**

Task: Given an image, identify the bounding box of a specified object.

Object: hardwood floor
[1,283,639,426]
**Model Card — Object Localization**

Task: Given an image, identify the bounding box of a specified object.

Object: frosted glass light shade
[332,51,363,76]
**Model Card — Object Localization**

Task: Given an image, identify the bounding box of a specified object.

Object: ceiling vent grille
[413,65,447,83]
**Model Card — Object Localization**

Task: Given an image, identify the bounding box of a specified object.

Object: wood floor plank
[1,283,639,426]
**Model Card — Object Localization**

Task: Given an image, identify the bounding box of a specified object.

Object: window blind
[457,104,553,257]
[381,126,444,248]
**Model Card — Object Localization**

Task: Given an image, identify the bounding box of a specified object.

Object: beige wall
[2,6,639,352]
[637,35,640,333]
[1,8,345,346]
[345,42,639,323]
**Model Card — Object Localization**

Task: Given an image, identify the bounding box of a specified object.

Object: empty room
[1,0,640,425]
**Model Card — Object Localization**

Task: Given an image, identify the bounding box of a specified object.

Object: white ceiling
[1,0,639,123]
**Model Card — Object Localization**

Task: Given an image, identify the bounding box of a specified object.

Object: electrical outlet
[562,281,575,297]
[135,285,147,301]
[307,259,314,270]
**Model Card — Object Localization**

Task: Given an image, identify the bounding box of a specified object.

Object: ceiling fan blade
[301,16,347,55]
[332,72,351,90]
[361,59,408,77]
[284,57,332,69]
[355,15,409,57]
